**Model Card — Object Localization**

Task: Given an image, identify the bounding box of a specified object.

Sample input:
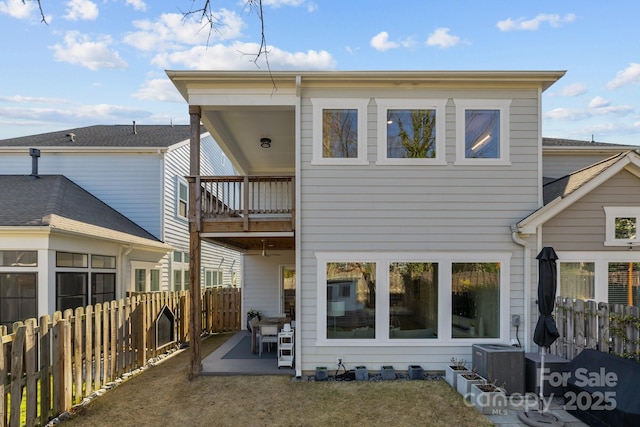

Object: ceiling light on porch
[260,137,272,148]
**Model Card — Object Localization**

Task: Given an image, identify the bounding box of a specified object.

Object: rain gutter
[511,225,531,352]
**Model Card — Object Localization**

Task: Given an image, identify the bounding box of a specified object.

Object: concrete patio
[201,331,295,376]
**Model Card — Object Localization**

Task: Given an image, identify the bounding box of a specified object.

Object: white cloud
[0,95,71,104]
[559,82,587,97]
[0,103,149,124]
[588,96,609,109]
[545,98,633,121]
[51,31,127,70]
[606,63,640,89]
[263,0,306,7]
[426,27,460,48]
[0,0,36,19]
[133,78,184,102]
[152,41,335,70]
[123,11,244,52]
[64,0,99,21]
[497,13,576,31]
[370,32,398,52]
[125,0,147,12]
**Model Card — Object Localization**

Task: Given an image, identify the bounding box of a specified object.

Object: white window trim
[375,98,447,165]
[454,99,512,166]
[204,268,223,287]
[176,176,189,221]
[555,251,640,303]
[315,251,510,347]
[130,261,162,293]
[603,207,640,246]
[310,97,370,166]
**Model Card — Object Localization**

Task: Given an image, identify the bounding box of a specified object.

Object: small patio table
[251,317,290,354]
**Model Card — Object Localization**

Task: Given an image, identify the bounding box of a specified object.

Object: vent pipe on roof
[133,120,137,134]
[66,132,75,142]
[29,148,40,179]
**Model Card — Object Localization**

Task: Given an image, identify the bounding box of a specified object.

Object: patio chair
[259,324,279,357]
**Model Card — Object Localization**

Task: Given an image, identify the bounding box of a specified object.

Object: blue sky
[1,0,640,145]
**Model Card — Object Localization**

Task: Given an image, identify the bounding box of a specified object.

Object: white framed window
[172,251,189,291]
[376,99,447,165]
[205,269,223,287]
[604,207,640,246]
[454,99,511,165]
[131,261,162,293]
[556,252,640,306]
[315,252,510,346]
[311,98,369,166]
[176,177,189,220]
[0,250,39,327]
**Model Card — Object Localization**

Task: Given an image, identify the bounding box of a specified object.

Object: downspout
[120,244,133,299]
[511,225,531,352]
[294,74,302,378]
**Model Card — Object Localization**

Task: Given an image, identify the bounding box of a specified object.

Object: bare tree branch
[31,0,48,24]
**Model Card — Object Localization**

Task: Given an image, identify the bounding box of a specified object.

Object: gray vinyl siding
[543,170,640,251]
[0,151,163,237]
[297,87,540,371]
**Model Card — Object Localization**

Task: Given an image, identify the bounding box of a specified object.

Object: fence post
[39,315,51,426]
[74,307,84,404]
[9,325,26,427]
[25,319,37,426]
[1,326,6,427]
[52,319,72,415]
[598,302,609,354]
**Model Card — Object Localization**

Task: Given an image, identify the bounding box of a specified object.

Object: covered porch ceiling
[202,235,295,253]
[202,106,295,175]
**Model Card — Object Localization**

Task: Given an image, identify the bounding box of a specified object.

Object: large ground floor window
[557,252,640,306]
[0,272,37,328]
[317,252,509,344]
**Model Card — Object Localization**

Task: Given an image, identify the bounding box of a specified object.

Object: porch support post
[188,105,202,380]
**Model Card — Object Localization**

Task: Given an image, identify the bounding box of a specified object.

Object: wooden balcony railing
[188,175,295,233]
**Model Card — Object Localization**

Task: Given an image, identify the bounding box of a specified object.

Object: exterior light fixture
[260,137,272,148]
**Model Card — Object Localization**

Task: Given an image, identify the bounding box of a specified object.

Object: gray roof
[543,137,634,149]
[0,175,168,248]
[0,125,190,148]
[543,151,629,204]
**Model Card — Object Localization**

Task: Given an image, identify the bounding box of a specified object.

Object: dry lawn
[64,333,493,427]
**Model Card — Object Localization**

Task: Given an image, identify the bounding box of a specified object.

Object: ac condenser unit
[472,343,524,395]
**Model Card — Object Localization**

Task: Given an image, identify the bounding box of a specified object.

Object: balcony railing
[188,175,295,233]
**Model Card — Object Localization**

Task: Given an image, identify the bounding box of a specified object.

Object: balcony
[188,175,295,251]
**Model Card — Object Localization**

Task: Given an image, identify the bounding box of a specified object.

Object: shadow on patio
[201,331,295,376]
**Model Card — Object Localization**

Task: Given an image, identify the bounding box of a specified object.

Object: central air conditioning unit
[472,343,525,395]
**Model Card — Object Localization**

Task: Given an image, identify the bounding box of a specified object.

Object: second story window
[455,99,511,165]
[176,178,188,219]
[376,99,447,165]
[604,207,640,246]
[311,98,369,166]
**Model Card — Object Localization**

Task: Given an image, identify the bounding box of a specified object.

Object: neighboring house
[516,149,640,307]
[169,69,587,376]
[0,125,242,327]
[0,175,171,327]
[542,137,636,182]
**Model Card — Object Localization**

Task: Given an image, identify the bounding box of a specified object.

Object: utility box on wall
[472,343,525,395]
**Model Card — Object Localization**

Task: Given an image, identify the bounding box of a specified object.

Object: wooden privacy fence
[1,288,241,427]
[551,297,640,362]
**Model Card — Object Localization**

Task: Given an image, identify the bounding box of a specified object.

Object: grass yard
[64,333,492,427]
